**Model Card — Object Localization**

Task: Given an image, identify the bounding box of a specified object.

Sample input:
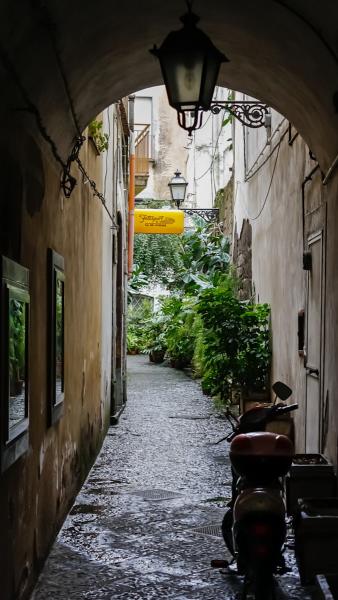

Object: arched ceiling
[1,0,338,171]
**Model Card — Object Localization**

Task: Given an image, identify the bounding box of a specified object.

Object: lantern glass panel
[170,182,187,202]
[161,50,204,109]
[200,51,222,109]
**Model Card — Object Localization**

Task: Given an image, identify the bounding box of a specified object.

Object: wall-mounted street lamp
[168,170,219,222]
[168,170,188,209]
[150,3,269,135]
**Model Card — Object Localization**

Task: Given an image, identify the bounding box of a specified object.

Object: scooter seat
[230,431,293,455]
[230,432,293,479]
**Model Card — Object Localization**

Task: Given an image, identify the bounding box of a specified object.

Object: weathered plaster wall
[233,106,308,453]
[0,1,337,173]
[186,87,233,210]
[232,218,252,300]
[135,86,188,203]
[233,98,338,466]
[0,115,122,599]
[135,85,233,215]
[323,176,338,468]
[217,174,234,237]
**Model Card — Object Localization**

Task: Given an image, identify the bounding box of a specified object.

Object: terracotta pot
[149,350,165,364]
[169,358,188,370]
[10,379,23,397]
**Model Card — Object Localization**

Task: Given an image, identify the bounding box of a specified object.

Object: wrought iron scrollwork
[182,208,219,223]
[210,101,269,128]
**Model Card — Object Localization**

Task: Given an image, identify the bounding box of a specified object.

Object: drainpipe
[128,95,135,277]
[301,163,320,270]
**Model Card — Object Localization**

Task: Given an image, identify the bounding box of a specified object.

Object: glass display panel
[55,275,64,403]
[8,297,27,428]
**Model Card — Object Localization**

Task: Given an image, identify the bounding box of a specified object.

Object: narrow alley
[31,356,309,600]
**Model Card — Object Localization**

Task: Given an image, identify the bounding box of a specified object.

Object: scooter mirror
[272,381,292,401]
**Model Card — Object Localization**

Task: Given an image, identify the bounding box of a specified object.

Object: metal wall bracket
[210,101,269,128]
[182,208,219,222]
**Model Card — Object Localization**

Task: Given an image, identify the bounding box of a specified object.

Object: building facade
[232,93,335,464]
[133,86,232,214]
[0,104,128,600]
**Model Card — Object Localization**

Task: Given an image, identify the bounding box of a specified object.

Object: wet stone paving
[32,355,311,599]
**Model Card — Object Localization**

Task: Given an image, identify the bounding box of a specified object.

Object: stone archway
[0,1,338,171]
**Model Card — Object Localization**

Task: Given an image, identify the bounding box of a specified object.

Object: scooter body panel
[230,433,290,575]
[233,510,286,574]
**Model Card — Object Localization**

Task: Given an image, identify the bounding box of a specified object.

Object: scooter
[213,382,298,600]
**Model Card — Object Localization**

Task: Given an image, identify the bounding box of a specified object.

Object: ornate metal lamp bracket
[210,100,269,128]
[182,208,219,222]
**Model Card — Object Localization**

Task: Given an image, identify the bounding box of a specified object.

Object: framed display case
[47,249,65,425]
[0,256,30,472]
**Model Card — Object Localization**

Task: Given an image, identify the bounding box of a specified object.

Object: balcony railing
[135,124,150,178]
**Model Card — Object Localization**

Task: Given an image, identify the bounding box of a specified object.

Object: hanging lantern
[150,3,228,135]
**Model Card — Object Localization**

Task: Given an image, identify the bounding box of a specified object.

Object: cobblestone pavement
[31,355,311,600]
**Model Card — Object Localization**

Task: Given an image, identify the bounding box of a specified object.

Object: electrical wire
[240,142,281,221]
[194,109,227,181]
[76,157,116,225]
[0,8,117,221]
[195,111,212,131]
[244,125,289,182]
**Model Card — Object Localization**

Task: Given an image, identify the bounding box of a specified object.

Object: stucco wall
[134,86,233,210]
[233,103,310,454]
[233,98,338,467]
[0,111,125,599]
[323,176,338,468]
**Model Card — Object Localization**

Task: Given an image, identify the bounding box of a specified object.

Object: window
[1,257,29,472]
[48,249,65,424]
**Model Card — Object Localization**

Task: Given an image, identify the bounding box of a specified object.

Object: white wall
[186,86,233,209]
[232,93,326,454]
[134,85,233,209]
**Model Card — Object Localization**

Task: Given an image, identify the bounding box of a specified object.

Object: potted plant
[161,296,196,369]
[286,453,336,515]
[197,282,271,408]
[126,298,153,355]
[142,313,167,364]
[126,330,140,355]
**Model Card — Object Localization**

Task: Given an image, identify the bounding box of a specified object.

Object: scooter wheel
[221,508,234,556]
[254,573,275,600]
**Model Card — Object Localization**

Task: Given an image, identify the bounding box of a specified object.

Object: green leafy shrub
[128,220,270,401]
[159,296,196,367]
[132,233,183,288]
[88,119,109,153]
[197,280,270,404]
[127,300,152,353]
[142,312,167,355]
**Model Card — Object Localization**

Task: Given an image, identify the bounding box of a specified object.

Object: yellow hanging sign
[134,209,184,234]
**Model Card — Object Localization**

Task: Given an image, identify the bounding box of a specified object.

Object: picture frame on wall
[0,256,30,472]
[47,248,65,425]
